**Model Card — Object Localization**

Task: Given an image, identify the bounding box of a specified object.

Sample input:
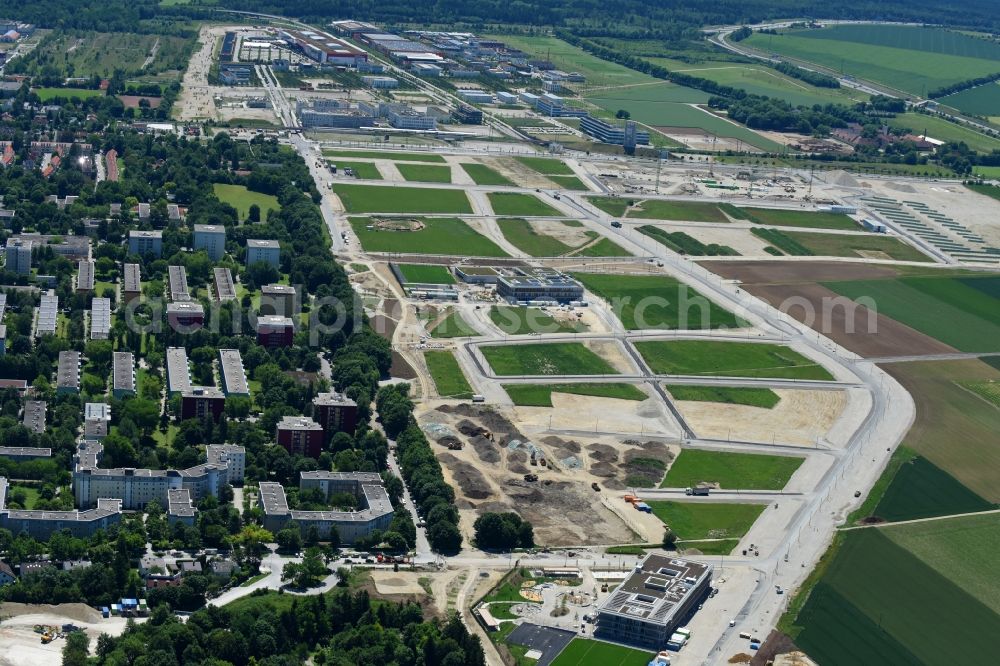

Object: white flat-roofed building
[22,400,46,434]
[57,351,81,393]
[167,265,190,302]
[246,239,280,268]
[167,488,196,526]
[128,230,162,257]
[166,347,191,394]
[76,260,95,293]
[218,349,249,397]
[193,224,226,261]
[213,267,236,302]
[35,292,58,336]
[89,297,111,339]
[122,263,141,305]
[112,352,135,398]
[4,239,31,274]
[261,283,296,317]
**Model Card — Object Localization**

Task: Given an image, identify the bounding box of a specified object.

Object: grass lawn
[662,449,803,490]
[629,199,731,222]
[636,340,834,380]
[742,208,859,230]
[34,87,105,101]
[783,230,931,262]
[461,163,514,186]
[481,343,618,376]
[424,351,473,398]
[488,192,563,217]
[647,500,765,540]
[549,638,651,666]
[515,156,575,175]
[665,384,780,408]
[498,218,594,256]
[548,175,589,190]
[335,184,472,214]
[7,485,41,509]
[331,161,382,179]
[503,382,647,406]
[430,310,478,338]
[572,272,741,330]
[396,264,455,284]
[573,237,632,257]
[823,275,1000,352]
[587,197,630,217]
[349,217,507,256]
[396,163,453,183]
[213,184,280,220]
[971,166,1000,179]
[322,149,445,163]
[489,306,586,335]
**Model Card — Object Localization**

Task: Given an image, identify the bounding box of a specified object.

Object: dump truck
[591,482,600,491]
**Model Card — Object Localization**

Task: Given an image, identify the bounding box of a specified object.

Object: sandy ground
[0,604,141,666]
[674,389,847,446]
[512,392,677,438]
[640,222,774,256]
[487,157,557,189]
[529,220,595,248]
[370,571,430,596]
[582,339,639,375]
[656,127,747,152]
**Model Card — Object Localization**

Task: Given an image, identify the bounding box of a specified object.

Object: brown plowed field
[708,261,957,358]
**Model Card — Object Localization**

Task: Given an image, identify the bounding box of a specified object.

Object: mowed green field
[589,197,735,223]
[823,275,1000,352]
[784,230,931,262]
[481,343,617,376]
[940,81,1000,117]
[336,184,472,214]
[572,272,741,330]
[742,208,859,230]
[662,449,803,490]
[514,156,575,176]
[348,217,507,256]
[547,175,589,190]
[424,351,473,398]
[791,528,1000,666]
[429,310,478,338]
[636,340,834,380]
[503,382,647,407]
[213,184,280,220]
[665,384,780,408]
[497,218,596,256]
[34,87,106,101]
[745,25,1000,96]
[574,237,632,257]
[396,163,452,183]
[396,264,455,284]
[460,163,514,186]
[648,500,765,541]
[489,306,586,335]
[322,149,445,163]
[331,161,382,179]
[488,192,563,217]
[549,638,651,666]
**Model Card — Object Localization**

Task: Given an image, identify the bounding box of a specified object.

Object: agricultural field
[662,449,803,490]
[322,149,445,163]
[741,208,859,231]
[213,184,280,220]
[514,156,575,176]
[489,306,586,335]
[745,25,1000,96]
[33,87,106,101]
[635,340,834,380]
[872,455,994,522]
[332,161,382,179]
[637,226,739,256]
[480,343,618,376]
[335,184,473,214]
[572,272,741,330]
[971,166,1000,179]
[503,382,647,407]
[788,528,1000,666]
[348,217,507,256]
[396,264,455,284]
[549,638,651,666]
[665,385,780,408]
[939,81,1000,117]
[428,310,478,338]
[823,274,1000,352]
[10,30,193,79]
[460,163,514,186]
[778,229,931,262]
[647,500,765,541]
[959,379,1000,407]
[886,112,1000,153]
[497,218,596,256]
[424,351,473,399]
[487,192,563,217]
[396,163,453,183]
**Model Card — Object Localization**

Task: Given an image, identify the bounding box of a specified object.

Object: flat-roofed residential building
[0,293,6,357]
[22,400,46,434]
[166,488,196,526]
[128,230,162,257]
[218,349,249,397]
[76,259,95,293]
[57,351,81,393]
[276,416,324,458]
[193,224,227,261]
[0,476,122,540]
[0,446,51,461]
[90,297,111,339]
[260,283,296,317]
[166,301,204,332]
[122,263,141,305]
[167,265,190,302]
[256,315,294,349]
[84,402,111,441]
[595,554,712,649]
[213,267,236,302]
[112,352,135,398]
[35,292,58,336]
[246,239,280,268]
[313,392,358,439]
[4,238,31,274]
[166,347,191,394]
[180,387,226,422]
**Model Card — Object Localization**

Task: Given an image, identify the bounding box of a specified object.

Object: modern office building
[213,267,236,302]
[218,349,249,397]
[90,297,111,340]
[595,554,712,649]
[112,352,135,399]
[457,90,493,104]
[312,392,359,439]
[580,116,650,147]
[276,416,325,458]
[246,239,280,268]
[260,284,296,317]
[362,75,399,89]
[381,104,437,130]
[193,224,226,261]
[255,315,294,349]
[452,105,483,124]
[76,260,95,293]
[179,387,226,422]
[122,263,141,305]
[56,351,81,394]
[3,239,31,274]
[496,267,584,304]
[128,230,162,257]
[259,472,394,543]
[35,292,58,336]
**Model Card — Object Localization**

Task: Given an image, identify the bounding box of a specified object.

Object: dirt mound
[390,352,417,379]
[591,462,618,478]
[436,435,463,449]
[886,182,915,193]
[827,170,859,188]
[438,453,492,500]
[0,602,102,623]
[470,435,501,464]
[624,441,672,463]
[509,462,531,474]
[587,443,619,463]
[436,404,524,443]
[458,420,490,438]
[371,217,426,231]
[541,436,581,454]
